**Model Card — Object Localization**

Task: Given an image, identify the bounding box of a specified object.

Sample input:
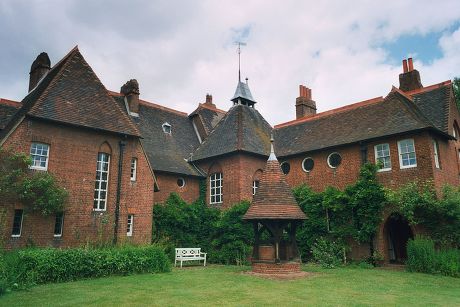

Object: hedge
[2,245,170,290]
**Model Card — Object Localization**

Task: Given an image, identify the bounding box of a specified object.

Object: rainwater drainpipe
[113,140,126,245]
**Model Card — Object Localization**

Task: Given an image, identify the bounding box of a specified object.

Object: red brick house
[1,48,459,262]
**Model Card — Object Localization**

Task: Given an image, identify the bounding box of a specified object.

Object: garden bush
[311,237,345,268]
[0,254,7,296]
[407,236,459,277]
[3,245,170,289]
[406,236,436,274]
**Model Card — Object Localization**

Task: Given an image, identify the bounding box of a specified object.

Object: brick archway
[376,210,415,263]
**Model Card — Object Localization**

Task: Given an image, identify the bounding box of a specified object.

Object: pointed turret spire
[231,42,256,108]
[268,134,276,161]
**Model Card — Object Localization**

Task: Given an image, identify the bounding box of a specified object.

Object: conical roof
[243,142,306,220]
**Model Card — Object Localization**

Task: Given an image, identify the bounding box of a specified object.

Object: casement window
[11,209,23,237]
[93,153,110,211]
[30,143,49,170]
[398,139,417,168]
[252,180,259,196]
[54,213,64,237]
[433,140,440,169]
[130,158,137,181]
[374,143,391,171]
[210,172,223,204]
[127,214,134,236]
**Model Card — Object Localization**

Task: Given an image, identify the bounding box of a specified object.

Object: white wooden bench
[175,248,207,268]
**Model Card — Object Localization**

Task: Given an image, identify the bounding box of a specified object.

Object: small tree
[0,148,68,216]
[345,163,386,254]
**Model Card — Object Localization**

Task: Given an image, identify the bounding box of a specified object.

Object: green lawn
[1,264,459,306]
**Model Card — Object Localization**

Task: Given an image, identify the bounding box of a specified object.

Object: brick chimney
[399,58,422,92]
[29,52,51,92]
[120,79,140,114]
[204,93,216,108]
[295,85,316,119]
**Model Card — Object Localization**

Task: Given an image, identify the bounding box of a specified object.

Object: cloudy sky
[1,0,460,125]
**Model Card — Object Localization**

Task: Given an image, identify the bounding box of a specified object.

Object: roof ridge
[195,103,226,114]
[108,90,188,117]
[275,96,384,129]
[0,98,21,108]
[406,80,452,96]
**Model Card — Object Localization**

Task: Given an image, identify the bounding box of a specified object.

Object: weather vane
[234,41,247,82]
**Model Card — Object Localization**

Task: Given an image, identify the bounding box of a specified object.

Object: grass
[1,264,459,306]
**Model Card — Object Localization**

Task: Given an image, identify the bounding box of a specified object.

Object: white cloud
[1,0,460,125]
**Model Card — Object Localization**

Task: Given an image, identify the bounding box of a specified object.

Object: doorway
[383,213,413,263]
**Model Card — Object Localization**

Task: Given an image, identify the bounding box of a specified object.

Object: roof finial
[234,41,247,82]
[268,133,277,161]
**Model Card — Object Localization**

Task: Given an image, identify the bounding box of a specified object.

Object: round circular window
[302,157,314,172]
[280,162,290,175]
[177,178,186,188]
[327,153,342,168]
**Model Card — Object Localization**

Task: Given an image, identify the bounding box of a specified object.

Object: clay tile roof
[110,94,203,177]
[25,47,140,137]
[274,89,445,158]
[243,151,306,220]
[191,104,272,161]
[0,99,21,130]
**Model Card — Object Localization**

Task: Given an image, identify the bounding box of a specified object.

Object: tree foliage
[0,148,68,215]
[453,77,460,111]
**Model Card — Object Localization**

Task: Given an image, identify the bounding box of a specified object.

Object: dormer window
[162,122,171,134]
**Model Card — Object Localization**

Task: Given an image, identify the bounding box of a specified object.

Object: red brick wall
[197,153,267,209]
[154,172,201,204]
[1,118,154,249]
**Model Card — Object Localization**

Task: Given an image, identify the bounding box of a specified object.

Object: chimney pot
[295,84,316,119]
[402,59,408,73]
[29,52,51,92]
[408,58,414,71]
[121,79,140,114]
[206,94,213,104]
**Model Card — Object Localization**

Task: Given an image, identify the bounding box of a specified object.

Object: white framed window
[398,139,417,169]
[94,153,110,211]
[433,140,440,169]
[177,177,186,188]
[11,209,23,237]
[162,122,171,134]
[127,214,134,236]
[130,158,137,181]
[210,172,223,204]
[30,143,49,170]
[302,157,314,172]
[54,213,64,237]
[327,152,342,169]
[252,180,259,196]
[374,143,391,171]
[280,162,290,175]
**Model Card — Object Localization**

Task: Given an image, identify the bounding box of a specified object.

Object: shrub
[311,237,344,268]
[3,245,170,288]
[0,254,7,296]
[407,236,436,274]
[437,248,460,277]
[211,202,253,265]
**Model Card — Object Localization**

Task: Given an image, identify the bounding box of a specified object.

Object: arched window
[252,169,263,196]
[210,173,223,204]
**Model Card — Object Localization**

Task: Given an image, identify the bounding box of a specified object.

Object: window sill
[93,209,107,212]
[377,168,392,172]
[400,165,417,169]
[11,235,21,238]
[53,235,62,238]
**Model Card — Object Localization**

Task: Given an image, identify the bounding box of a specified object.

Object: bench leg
[181,260,183,268]
[174,259,177,267]
[204,257,206,267]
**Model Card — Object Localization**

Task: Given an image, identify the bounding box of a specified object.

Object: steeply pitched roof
[23,48,140,137]
[231,81,256,104]
[0,99,21,130]
[191,104,272,161]
[274,89,446,158]
[112,95,203,176]
[189,103,226,135]
[408,81,452,134]
[244,147,306,220]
